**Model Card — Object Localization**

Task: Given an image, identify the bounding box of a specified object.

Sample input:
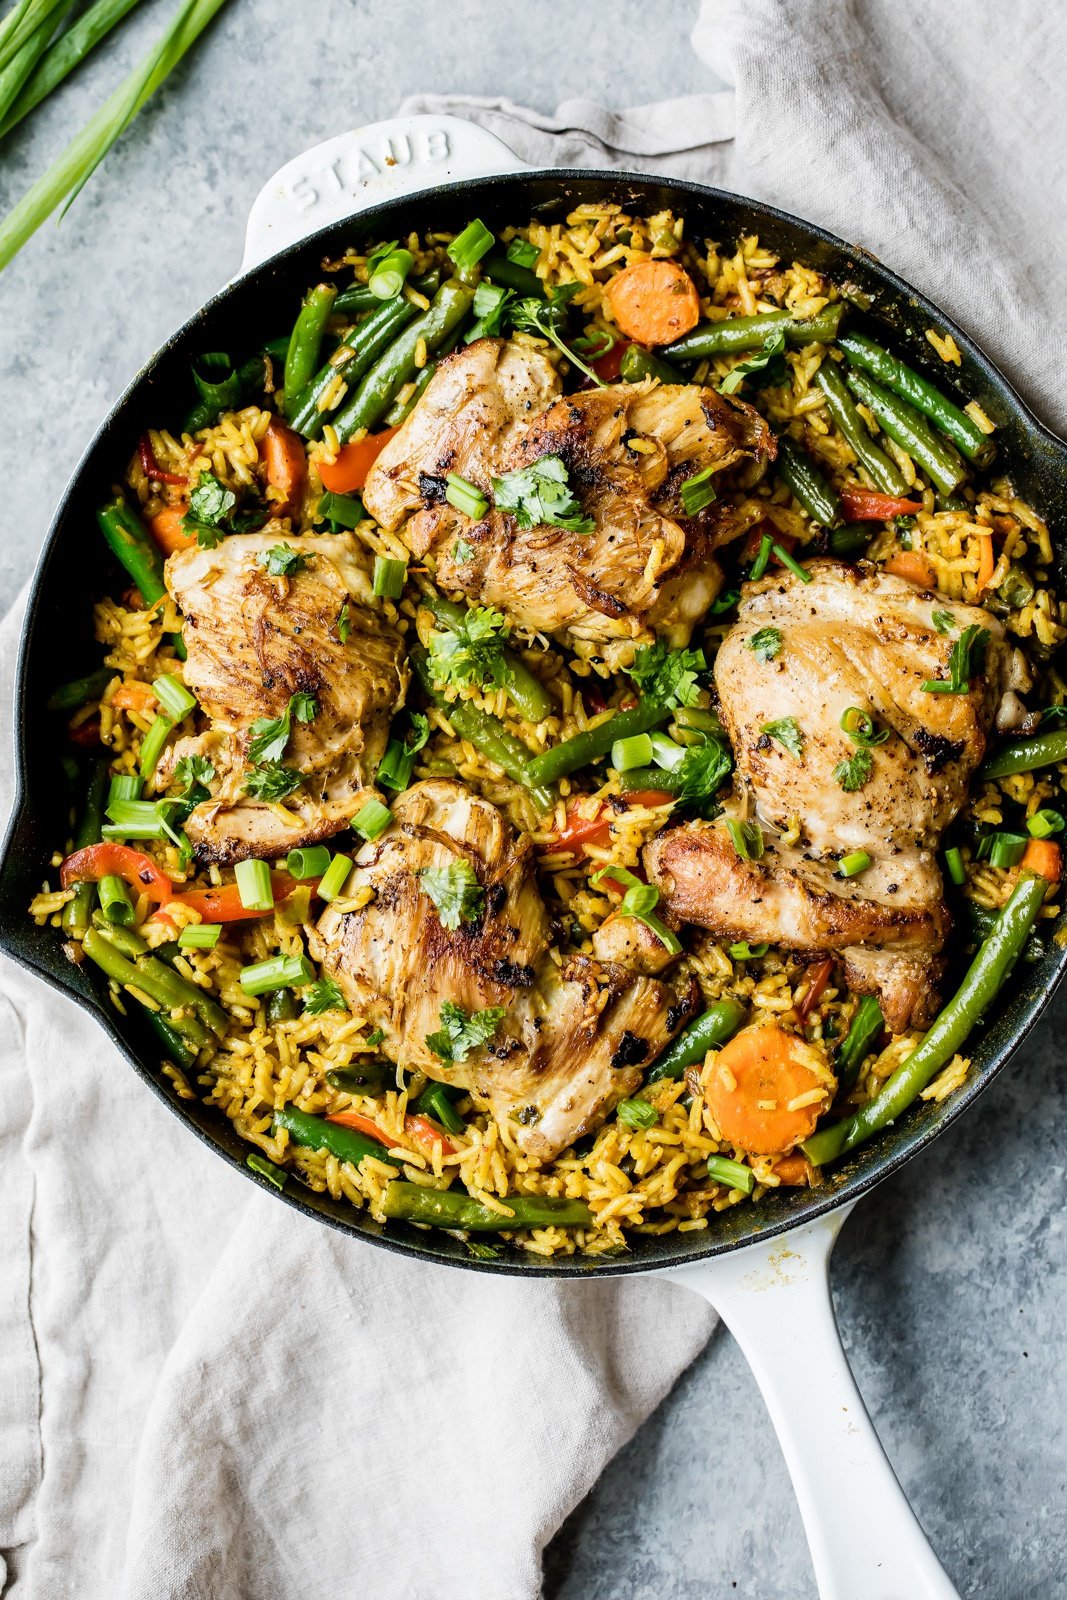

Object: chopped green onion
[506,237,539,269]
[617,1097,659,1130]
[139,714,174,780]
[679,467,717,517]
[725,818,763,860]
[447,218,494,273]
[619,884,682,955]
[444,473,489,520]
[151,673,197,721]
[1027,809,1065,839]
[368,247,414,299]
[178,923,222,950]
[988,832,1027,870]
[372,556,407,599]
[108,772,143,806]
[286,845,331,880]
[773,543,813,584]
[749,533,773,580]
[944,846,966,885]
[611,732,654,771]
[246,1151,287,1190]
[352,798,392,841]
[838,850,872,878]
[239,953,315,996]
[318,490,363,529]
[707,1155,755,1194]
[102,798,178,841]
[649,732,686,771]
[317,854,352,902]
[235,858,273,911]
[729,941,769,960]
[839,707,889,746]
[98,873,134,925]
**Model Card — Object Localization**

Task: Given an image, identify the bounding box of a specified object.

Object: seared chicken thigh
[163,530,407,865]
[310,780,693,1160]
[362,339,774,653]
[646,561,1016,1031]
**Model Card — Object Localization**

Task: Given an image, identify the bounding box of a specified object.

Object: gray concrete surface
[1,4,1064,1597]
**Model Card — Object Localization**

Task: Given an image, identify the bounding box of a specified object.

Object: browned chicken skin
[646,561,1018,1031]
[310,780,694,1160]
[362,338,774,654]
[162,529,407,865]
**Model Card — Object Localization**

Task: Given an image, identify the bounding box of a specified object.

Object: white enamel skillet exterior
[238,114,962,1600]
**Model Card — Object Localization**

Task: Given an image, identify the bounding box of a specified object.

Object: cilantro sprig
[508,281,606,387]
[922,624,990,695]
[627,640,706,710]
[419,861,485,931]
[747,627,782,662]
[303,977,348,1016]
[762,717,804,759]
[832,749,873,792]
[491,455,594,534]
[426,1000,506,1063]
[428,606,512,695]
[259,544,308,578]
[247,692,318,766]
[181,472,269,549]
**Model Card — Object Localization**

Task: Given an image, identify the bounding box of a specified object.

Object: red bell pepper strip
[839,487,921,521]
[167,872,301,923]
[327,1109,458,1158]
[741,523,797,564]
[138,434,187,488]
[68,716,102,747]
[61,843,174,903]
[797,957,834,1021]
[588,339,631,384]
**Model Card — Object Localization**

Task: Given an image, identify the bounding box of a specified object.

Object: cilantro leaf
[508,288,606,387]
[747,627,782,662]
[832,749,873,791]
[246,693,317,767]
[627,640,706,709]
[718,331,787,396]
[259,543,307,578]
[452,538,475,564]
[491,454,594,534]
[419,860,485,930]
[762,717,804,758]
[931,609,955,634]
[303,977,348,1016]
[337,602,351,644]
[365,1027,385,1047]
[465,280,515,341]
[181,471,236,548]
[173,754,215,795]
[674,737,733,804]
[922,623,990,695]
[241,762,303,801]
[425,1000,506,1063]
[428,605,511,694]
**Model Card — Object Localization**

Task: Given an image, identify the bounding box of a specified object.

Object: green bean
[283,283,336,419]
[978,727,1067,780]
[412,1082,466,1136]
[664,303,844,362]
[382,323,464,427]
[775,436,841,528]
[266,988,298,1025]
[803,872,1048,1165]
[837,331,995,467]
[89,911,146,957]
[620,345,685,385]
[288,295,418,439]
[672,706,723,735]
[273,1103,400,1170]
[814,361,908,495]
[412,650,554,812]
[994,564,1036,611]
[88,917,224,1035]
[828,523,874,559]
[420,589,554,723]
[333,268,441,317]
[332,280,475,444]
[845,369,966,497]
[144,1007,197,1071]
[835,995,884,1092]
[82,928,210,1050]
[481,250,544,298]
[47,666,114,713]
[96,497,185,659]
[617,766,684,795]
[381,1181,593,1232]
[524,700,674,789]
[646,999,748,1082]
[325,1062,392,1094]
[61,757,109,935]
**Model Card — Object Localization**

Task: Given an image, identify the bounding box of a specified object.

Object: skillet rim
[2,166,1065,1277]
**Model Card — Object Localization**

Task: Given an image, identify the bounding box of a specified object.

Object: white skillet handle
[666,1207,960,1600]
[241,114,529,274]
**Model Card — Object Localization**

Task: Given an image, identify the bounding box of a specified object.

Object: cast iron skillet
[2,163,1065,1284]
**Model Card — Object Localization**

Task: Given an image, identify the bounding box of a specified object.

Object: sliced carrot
[603,261,701,346]
[110,680,158,714]
[68,716,101,747]
[741,522,796,564]
[796,957,834,1021]
[705,1023,830,1156]
[318,426,399,493]
[624,789,676,808]
[403,1113,459,1158]
[772,1154,815,1186]
[148,503,196,556]
[975,532,995,596]
[884,550,938,588]
[263,416,308,515]
[1021,839,1062,883]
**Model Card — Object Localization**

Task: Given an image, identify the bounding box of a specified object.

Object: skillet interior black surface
[2,170,1065,1276]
